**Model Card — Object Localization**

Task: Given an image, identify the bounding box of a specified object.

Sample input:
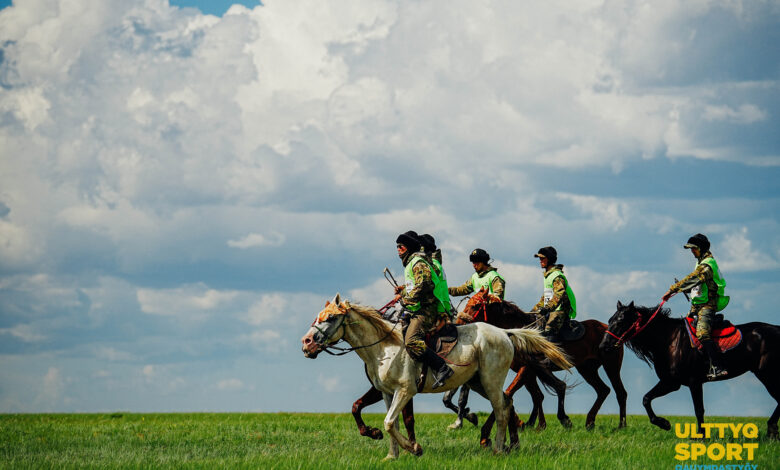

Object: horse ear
[628,301,635,309]
[325,300,330,307]
[332,293,341,305]
[617,300,623,309]
[340,300,351,311]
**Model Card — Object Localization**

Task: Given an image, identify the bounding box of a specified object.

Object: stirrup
[432,366,454,389]
[706,365,728,380]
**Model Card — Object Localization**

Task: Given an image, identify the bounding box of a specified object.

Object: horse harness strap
[606,300,666,347]
[316,314,402,357]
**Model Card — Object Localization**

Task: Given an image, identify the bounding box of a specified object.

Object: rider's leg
[404,314,452,389]
[696,307,727,380]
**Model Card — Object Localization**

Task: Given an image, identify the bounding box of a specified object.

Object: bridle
[310,303,401,357]
[605,300,666,347]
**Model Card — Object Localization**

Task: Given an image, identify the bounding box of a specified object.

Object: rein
[606,299,667,347]
[313,302,401,356]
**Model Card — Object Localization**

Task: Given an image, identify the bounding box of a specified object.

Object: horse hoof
[618,421,627,429]
[652,418,671,431]
[480,438,492,449]
[370,429,384,440]
[447,422,463,430]
[562,418,573,429]
[382,454,398,461]
[585,421,595,431]
[466,413,479,427]
[536,423,547,432]
[412,443,423,456]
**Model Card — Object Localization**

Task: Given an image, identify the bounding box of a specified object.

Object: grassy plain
[0,413,777,469]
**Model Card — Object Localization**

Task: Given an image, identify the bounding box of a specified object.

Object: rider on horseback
[448,248,506,303]
[662,233,730,380]
[394,231,454,389]
[531,246,577,342]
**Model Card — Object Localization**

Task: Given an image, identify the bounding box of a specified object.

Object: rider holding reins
[662,233,729,380]
[530,246,577,342]
[393,231,454,389]
[448,248,506,302]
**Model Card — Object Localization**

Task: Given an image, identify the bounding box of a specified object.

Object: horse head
[457,288,492,325]
[600,300,637,351]
[301,293,351,358]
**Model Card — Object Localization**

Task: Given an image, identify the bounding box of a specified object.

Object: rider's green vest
[470,270,505,298]
[543,269,577,319]
[691,257,729,312]
[404,256,452,314]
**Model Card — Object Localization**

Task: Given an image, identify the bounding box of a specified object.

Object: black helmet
[684,233,710,252]
[534,246,557,265]
[419,234,437,253]
[469,248,490,264]
[396,230,421,252]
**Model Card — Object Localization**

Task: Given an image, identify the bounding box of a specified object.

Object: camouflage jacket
[669,251,718,309]
[399,252,439,316]
[531,265,568,313]
[449,266,505,299]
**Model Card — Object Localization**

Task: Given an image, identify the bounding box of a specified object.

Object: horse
[458,289,628,432]
[599,300,780,439]
[301,294,572,459]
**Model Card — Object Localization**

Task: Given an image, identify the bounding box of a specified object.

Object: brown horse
[600,301,780,439]
[459,289,628,431]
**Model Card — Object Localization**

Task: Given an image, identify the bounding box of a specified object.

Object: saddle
[540,316,585,343]
[557,319,585,342]
[684,316,742,353]
[416,321,459,392]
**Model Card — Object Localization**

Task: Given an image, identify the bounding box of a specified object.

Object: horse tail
[506,328,572,371]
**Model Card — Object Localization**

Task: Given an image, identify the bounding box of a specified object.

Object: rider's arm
[669,264,711,294]
[491,276,505,300]
[448,279,474,297]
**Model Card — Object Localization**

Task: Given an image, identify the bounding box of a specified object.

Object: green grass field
[0,413,777,469]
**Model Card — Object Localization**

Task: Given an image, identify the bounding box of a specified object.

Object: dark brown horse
[459,289,628,431]
[600,301,780,439]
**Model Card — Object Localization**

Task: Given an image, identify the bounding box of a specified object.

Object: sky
[0,0,779,421]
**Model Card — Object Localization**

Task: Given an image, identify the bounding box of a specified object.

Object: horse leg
[458,386,478,427]
[382,393,399,460]
[383,389,422,457]
[535,365,570,428]
[506,396,520,450]
[688,380,705,436]
[643,379,681,431]
[352,386,385,440]
[755,368,780,439]
[401,398,416,443]
[504,366,531,430]
[442,388,462,430]
[524,378,545,430]
[576,360,611,431]
[602,351,628,428]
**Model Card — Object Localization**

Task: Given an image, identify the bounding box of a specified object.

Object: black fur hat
[534,246,558,265]
[469,248,490,264]
[419,234,437,253]
[684,233,710,252]
[396,231,421,252]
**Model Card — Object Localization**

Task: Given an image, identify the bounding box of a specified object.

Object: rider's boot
[701,339,728,380]
[422,348,454,389]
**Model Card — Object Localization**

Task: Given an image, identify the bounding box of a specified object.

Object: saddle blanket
[684,317,742,353]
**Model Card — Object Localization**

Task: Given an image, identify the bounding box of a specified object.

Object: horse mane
[348,303,403,345]
[625,303,675,366]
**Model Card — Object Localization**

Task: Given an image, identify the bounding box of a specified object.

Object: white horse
[301,294,571,459]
